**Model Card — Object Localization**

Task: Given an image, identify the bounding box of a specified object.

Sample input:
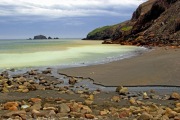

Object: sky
[0,0,145,39]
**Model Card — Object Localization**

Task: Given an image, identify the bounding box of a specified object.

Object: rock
[119,111,129,118]
[80,106,92,114]
[48,110,56,117]
[138,112,153,120]
[69,112,83,118]
[30,98,42,103]
[42,69,51,74]
[116,86,128,95]
[58,103,70,113]
[2,110,26,119]
[129,98,136,105]
[99,110,109,115]
[165,108,177,118]
[22,89,29,93]
[111,96,121,102]
[143,92,149,99]
[43,107,57,111]
[30,102,42,110]
[69,77,77,85]
[77,90,84,94]
[2,87,9,93]
[176,103,180,108]
[170,92,180,100]
[85,114,95,119]
[4,102,19,111]
[85,100,93,105]
[34,35,47,39]
[56,113,68,118]
[88,94,94,100]
[32,109,48,118]
[21,105,30,109]
[174,107,180,113]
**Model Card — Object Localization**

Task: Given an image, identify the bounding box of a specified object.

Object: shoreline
[59,46,180,86]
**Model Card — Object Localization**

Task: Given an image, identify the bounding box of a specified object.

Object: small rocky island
[34,35,47,40]
[28,35,60,40]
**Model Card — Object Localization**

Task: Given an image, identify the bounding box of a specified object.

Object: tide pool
[0,39,146,69]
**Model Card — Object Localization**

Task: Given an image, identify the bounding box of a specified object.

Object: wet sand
[59,47,180,86]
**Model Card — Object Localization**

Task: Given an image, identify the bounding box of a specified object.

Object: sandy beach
[59,47,180,86]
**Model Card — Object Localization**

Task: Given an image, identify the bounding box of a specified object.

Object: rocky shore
[0,68,180,119]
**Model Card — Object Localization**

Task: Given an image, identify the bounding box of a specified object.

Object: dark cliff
[84,0,180,46]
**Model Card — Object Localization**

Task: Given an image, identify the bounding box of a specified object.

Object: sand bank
[59,47,180,86]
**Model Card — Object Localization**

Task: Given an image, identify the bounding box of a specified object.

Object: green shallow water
[0,39,146,69]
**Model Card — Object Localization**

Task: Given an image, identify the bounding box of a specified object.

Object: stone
[81,106,92,114]
[88,94,94,100]
[30,98,42,103]
[48,110,56,117]
[34,35,47,40]
[42,69,51,74]
[69,77,77,85]
[138,112,153,120]
[174,107,180,113]
[119,111,129,118]
[4,102,19,111]
[77,90,84,94]
[116,86,128,95]
[32,109,48,118]
[21,105,30,109]
[111,96,120,102]
[170,92,180,100]
[143,92,149,99]
[2,87,9,93]
[30,102,42,110]
[58,103,70,113]
[18,85,27,89]
[69,112,83,118]
[85,100,93,105]
[176,103,180,108]
[165,108,177,118]
[2,110,26,119]
[129,98,136,105]
[99,110,109,115]
[85,114,95,119]
[22,89,29,93]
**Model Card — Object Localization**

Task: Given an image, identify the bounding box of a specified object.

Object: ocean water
[0,39,147,69]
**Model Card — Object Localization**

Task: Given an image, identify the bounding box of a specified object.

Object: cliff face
[85,0,180,46]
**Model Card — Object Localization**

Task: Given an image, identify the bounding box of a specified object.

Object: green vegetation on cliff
[121,26,133,31]
[85,24,120,40]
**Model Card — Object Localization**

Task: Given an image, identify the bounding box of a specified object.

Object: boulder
[170,92,180,100]
[58,103,70,113]
[4,102,19,111]
[138,112,153,120]
[116,86,128,95]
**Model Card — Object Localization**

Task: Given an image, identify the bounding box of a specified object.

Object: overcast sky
[0,0,145,39]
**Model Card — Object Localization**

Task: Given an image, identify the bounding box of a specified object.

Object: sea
[0,39,147,70]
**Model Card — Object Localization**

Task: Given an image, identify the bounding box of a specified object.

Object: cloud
[0,0,145,20]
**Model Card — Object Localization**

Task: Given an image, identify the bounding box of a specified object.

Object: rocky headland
[84,0,180,47]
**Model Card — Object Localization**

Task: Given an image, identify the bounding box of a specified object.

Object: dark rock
[48,36,52,39]
[34,35,47,40]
